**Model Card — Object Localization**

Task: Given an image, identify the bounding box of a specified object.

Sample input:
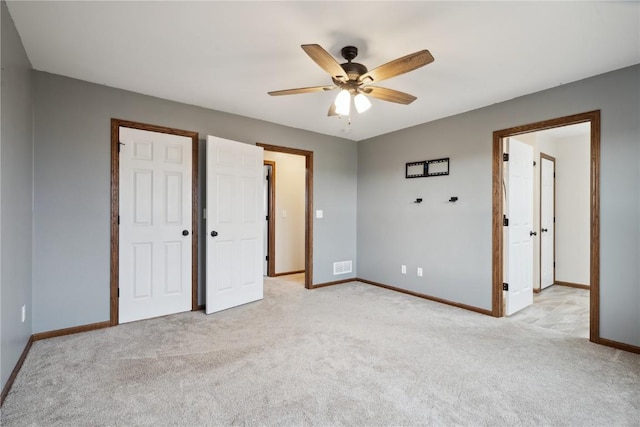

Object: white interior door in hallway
[263,164,272,276]
[206,136,264,314]
[118,127,193,323]
[540,154,556,289]
[505,137,534,315]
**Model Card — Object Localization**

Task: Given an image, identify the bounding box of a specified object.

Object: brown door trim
[263,160,276,277]
[256,143,313,289]
[110,118,199,326]
[539,152,556,291]
[492,110,600,343]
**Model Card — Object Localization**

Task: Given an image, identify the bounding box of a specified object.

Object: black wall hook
[449,197,458,202]
[414,198,423,203]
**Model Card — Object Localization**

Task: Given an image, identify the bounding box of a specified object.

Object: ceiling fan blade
[361,86,417,105]
[358,50,434,84]
[301,44,348,82]
[327,102,338,116]
[268,85,336,96]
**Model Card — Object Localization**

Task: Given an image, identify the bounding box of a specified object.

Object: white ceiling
[7,1,640,141]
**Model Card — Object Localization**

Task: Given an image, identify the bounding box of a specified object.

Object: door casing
[110,119,199,326]
[264,161,276,277]
[492,110,600,342]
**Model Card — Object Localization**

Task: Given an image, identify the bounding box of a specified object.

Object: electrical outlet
[21,305,26,323]
[401,265,407,274]
[417,267,423,277]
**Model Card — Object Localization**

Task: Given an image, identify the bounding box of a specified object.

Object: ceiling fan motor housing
[334,46,368,87]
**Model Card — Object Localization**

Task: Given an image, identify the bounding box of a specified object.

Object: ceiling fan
[268,44,434,116]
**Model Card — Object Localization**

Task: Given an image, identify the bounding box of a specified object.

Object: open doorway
[263,152,305,277]
[257,143,313,289]
[492,110,600,343]
[504,124,591,337]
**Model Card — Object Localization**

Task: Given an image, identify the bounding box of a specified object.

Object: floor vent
[333,260,352,275]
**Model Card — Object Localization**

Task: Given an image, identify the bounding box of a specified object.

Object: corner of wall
[1,0,35,392]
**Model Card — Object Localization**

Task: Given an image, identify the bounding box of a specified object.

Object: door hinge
[118,142,125,152]
[553,217,556,223]
[503,153,509,161]
[503,215,509,226]
[533,160,536,166]
[266,215,269,221]
[265,256,269,261]
[503,283,509,291]
[553,261,555,268]
[117,288,120,298]
[117,215,120,225]
[553,172,556,178]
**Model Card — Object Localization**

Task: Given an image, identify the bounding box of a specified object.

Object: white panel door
[540,156,555,289]
[119,127,192,323]
[206,136,264,314]
[505,138,534,315]
[263,165,270,276]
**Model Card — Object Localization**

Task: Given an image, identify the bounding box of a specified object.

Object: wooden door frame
[539,152,556,292]
[257,143,313,289]
[110,118,199,326]
[492,110,600,343]
[263,160,276,277]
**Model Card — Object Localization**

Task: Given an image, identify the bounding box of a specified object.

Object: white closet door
[119,127,192,323]
[206,136,264,314]
[540,156,555,289]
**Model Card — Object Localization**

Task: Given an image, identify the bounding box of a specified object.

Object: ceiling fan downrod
[337,46,368,84]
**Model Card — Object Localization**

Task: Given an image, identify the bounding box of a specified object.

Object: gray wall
[357,65,640,347]
[1,0,33,391]
[32,71,358,333]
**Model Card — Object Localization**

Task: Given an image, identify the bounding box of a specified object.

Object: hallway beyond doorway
[509,285,589,338]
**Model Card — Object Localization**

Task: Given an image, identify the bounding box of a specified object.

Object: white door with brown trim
[540,155,556,289]
[206,136,264,314]
[263,164,271,275]
[119,127,193,323]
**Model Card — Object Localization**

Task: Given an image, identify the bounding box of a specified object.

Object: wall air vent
[333,260,353,275]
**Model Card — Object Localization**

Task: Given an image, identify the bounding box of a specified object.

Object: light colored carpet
[2,274,639,426]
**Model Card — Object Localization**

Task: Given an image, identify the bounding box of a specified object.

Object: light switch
[316,210,323,219]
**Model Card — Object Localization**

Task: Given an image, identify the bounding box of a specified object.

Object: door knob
[530,231,537,236]
[182,230,189,236]
[210,230,218,237]
[541,228,548,232]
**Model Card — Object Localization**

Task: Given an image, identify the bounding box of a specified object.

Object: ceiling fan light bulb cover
[334,89,351,116]
[354,93,372,113]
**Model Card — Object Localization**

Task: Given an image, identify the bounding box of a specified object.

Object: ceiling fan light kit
[354,93,371,113]
[334,89,351,116]
[268,43,434,118]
